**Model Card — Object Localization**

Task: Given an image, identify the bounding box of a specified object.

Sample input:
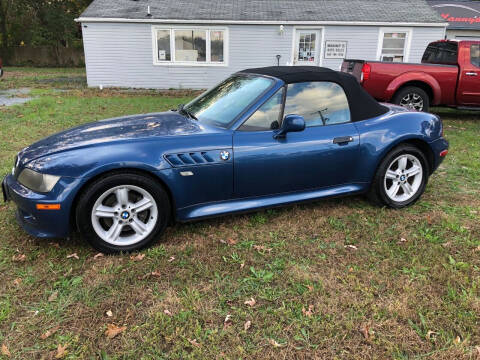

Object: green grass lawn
[0,68,479,359]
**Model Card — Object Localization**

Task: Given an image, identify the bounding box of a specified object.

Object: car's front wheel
[76,172,170,253]
[368,144,428,208]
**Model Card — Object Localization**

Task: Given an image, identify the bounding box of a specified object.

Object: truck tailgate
[341,60,365,82]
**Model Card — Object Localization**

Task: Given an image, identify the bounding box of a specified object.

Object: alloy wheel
[400,93,424,111]
[91,185,158,246]
[383,154,423,203]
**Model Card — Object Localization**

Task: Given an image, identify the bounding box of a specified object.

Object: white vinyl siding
[81,22,446,89]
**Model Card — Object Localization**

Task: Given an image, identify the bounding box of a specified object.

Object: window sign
[324,41,347,59]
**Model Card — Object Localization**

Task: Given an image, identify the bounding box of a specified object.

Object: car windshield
[183,74,274,128]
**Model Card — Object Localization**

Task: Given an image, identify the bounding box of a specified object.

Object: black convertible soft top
[239,66,389,122]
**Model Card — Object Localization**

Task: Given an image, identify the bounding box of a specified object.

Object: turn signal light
[439,150,448,157]
[36,204,61,210]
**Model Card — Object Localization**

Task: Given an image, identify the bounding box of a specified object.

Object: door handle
[466,72,478,76]
[333,136,354,144]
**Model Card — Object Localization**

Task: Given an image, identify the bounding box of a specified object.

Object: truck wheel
[393,86,429,112]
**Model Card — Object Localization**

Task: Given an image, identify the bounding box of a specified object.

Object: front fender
[385,72,441,104]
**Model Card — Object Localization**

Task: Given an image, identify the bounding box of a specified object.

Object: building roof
[79,0,446,25]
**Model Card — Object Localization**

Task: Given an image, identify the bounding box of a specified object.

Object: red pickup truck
[341,40,480,112]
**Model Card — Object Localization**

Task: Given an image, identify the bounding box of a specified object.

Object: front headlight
[17,168,60,193]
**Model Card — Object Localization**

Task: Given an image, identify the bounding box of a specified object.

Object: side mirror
[273,114,305,139]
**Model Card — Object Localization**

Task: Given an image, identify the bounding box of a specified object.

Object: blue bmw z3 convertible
[2,66,449,253]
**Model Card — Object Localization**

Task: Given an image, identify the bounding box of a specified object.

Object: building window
[153,27,227,65]
[378,29,411,62]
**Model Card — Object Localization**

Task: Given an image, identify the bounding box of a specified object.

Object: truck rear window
[422,42,458,65]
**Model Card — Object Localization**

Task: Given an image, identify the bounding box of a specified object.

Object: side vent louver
[165,152,216,167]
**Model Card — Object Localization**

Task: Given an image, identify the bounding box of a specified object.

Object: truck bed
[341,59,459,105]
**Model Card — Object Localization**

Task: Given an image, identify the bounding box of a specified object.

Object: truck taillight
[361,63,371,83]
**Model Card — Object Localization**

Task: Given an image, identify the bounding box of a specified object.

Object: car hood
[18,111,209,164]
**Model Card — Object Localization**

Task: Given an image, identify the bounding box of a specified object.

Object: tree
[0,0,94,64]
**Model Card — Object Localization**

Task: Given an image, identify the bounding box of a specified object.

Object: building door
[293,30,322,66]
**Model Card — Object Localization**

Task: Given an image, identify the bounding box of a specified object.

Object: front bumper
[2,174,81,238]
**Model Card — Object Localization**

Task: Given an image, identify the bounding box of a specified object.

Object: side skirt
[177,183,367,221]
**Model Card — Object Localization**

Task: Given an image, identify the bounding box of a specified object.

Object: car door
[233,81,360,198]
[457,43,480,106]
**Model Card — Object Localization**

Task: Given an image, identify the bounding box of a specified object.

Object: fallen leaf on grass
[1,344,11,357]
[163,309,172,316]
[227,238,237,245]
[168,256,175,262]
[240,263,245,269]
[188,338,201,348]
[454,336,461,345]
[302,305,314,317]
[426,330,438,340]
[130,253,145,261]
[344,245,358,250]
[398,237,407,244]
[13,278,22,286]
[359,324,374,341]
[269,339,286,348]
[55,344,68,359]
[224,314,233,329]
[244,320,251,331]
[93,253,104,259]
[40,326,60,340]
[12,254,26,262]
[253,245,272,253]
[48,291,58,302]
[66,253,79,260]
[244,298,256,307]
[106,310,113,317]
[306,285,314,292]
[138,271,162,280]
[105,324,126,339]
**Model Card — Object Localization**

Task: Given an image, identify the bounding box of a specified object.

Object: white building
[77,0,448,89]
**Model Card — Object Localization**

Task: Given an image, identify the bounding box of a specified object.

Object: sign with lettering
[324,41,347,59]
[428,0,480,30]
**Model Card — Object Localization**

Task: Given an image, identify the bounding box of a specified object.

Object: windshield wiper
[177,104,198,121]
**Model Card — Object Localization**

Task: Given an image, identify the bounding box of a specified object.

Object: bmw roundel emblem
[220,150,230,161]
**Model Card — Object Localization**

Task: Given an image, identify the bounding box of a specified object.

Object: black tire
[76,172,170,254]
[392,86,430,112]
[368,144,429,208]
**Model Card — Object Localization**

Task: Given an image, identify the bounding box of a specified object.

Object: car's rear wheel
[393,86,429,112]
[76,172,170,253]
[368,144,428,208]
